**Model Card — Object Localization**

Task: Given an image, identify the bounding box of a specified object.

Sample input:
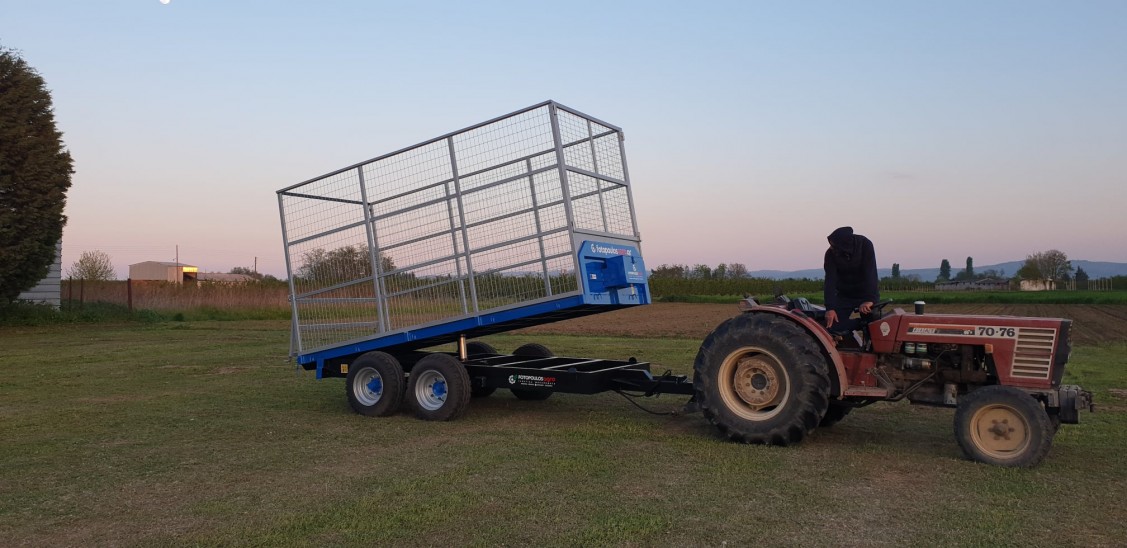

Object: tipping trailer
[278,101,1090,466]
[277,101,693,420]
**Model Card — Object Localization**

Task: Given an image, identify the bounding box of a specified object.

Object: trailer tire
[408,353,472,421]
[510,343,554,401]
[693,313,830,445]
[955,385,1054,467]
[346,352,405,417]
[465,341,498,398]
[819,401,853,427]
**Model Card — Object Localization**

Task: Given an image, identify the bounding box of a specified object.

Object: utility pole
[254,256,257,275]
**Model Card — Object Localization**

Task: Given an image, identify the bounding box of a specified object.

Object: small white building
[1020,279,1056,291]
[129,261,199,284]
[18,242,62,307]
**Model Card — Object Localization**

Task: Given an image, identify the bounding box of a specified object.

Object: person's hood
[828,226,854,251]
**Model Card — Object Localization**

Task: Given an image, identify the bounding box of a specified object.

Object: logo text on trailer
[590,244,631,256]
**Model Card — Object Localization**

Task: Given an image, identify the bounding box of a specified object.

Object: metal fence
[278,101,639,353]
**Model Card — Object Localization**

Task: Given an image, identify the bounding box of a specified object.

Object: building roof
[129,261,198,268]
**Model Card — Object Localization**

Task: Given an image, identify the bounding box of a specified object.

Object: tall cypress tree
[0,47,74,302]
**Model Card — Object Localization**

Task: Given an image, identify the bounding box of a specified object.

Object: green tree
[0,47,74,302]
[650,264,688,279]
[937,259,951,282]
[1075,266,1089,289]
[230,266,264,280]
[891,263,901,279]
[297,245,395,284]
[1017,250,1072,281]
[67,250,116,281]
[955,257,975,281]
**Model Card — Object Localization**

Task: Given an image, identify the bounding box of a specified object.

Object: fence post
[67,277,73,308]
[127,278,133,313]
[79,278,85,307]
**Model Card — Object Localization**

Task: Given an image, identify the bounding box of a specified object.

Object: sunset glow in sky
[3,1,1125,278]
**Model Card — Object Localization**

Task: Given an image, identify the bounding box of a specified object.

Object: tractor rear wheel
[511,343,554,401]
[693,313,830,445]
[954,385,1054,467]
[819,401,853,427]
[465,341,498,398]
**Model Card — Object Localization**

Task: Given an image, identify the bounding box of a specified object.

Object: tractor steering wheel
[865,299,894,318]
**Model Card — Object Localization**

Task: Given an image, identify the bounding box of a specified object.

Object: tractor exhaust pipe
[914,301,926,315]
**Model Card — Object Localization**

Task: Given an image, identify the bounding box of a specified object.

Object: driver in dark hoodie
[824,226,879,332]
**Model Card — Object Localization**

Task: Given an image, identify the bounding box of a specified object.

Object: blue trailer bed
[277,101,650,372]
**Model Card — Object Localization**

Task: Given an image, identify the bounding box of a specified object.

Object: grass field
[3,315,1126,546]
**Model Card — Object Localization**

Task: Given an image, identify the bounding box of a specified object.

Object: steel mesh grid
[600,184,635,236]
[383,259,462,295]
[592,131,625,180]
[459,160,538,193]
[385,281,466,331]
[567,172,606,233]
[281,102,639,352]
[452,106,554,175]
[537,203,568,232]
[474,265,549,308]
[460,179,534,225]
[281,170,365,244]
[296,296,380,350]
[545,256,578,293]
[361,140,453,202]
[381,232,458,275]
[374,200,459,249]
[289,225,373,296]
[466,211,540,251]
[540,231,573,258]
[557,109,594,171]
[532,169,564,205]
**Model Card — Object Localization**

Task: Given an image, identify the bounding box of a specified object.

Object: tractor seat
[786,297,827,322]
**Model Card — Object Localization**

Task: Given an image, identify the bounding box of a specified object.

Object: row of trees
[652,249,1086,288]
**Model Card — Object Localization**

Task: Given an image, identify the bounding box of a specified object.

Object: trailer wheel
[955,385,1054,467]
[465,341,498,398]
[819,401,853,427]
[693,313,830,445]
[407,353,471,421]
[510,343,554,401]
[346,352,405,417]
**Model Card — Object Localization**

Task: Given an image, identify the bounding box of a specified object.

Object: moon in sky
[160,0,170,4]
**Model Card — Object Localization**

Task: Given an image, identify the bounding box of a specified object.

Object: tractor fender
[742,307,848,398]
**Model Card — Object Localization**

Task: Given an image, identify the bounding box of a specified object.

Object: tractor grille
[1012,327,1057,380]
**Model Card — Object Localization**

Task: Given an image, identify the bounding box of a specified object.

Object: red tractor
[692,297,1094,467]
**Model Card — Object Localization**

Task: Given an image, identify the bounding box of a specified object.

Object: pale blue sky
[4,1,1125,277]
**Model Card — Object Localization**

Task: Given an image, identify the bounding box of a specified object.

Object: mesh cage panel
[278,102,639,353]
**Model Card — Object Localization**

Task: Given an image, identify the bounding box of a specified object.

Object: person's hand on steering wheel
[859,301,874,314]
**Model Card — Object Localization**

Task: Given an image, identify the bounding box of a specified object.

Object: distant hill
[746,260,1127,281]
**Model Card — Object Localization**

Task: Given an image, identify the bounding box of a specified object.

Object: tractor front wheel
[954,385,1054,467]
[693,313,830,445]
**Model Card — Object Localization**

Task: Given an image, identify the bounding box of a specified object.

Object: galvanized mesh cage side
[279,102,640,354]
[279,169,381,352]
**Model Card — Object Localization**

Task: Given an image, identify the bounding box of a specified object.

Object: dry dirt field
[517,302,1127,346]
